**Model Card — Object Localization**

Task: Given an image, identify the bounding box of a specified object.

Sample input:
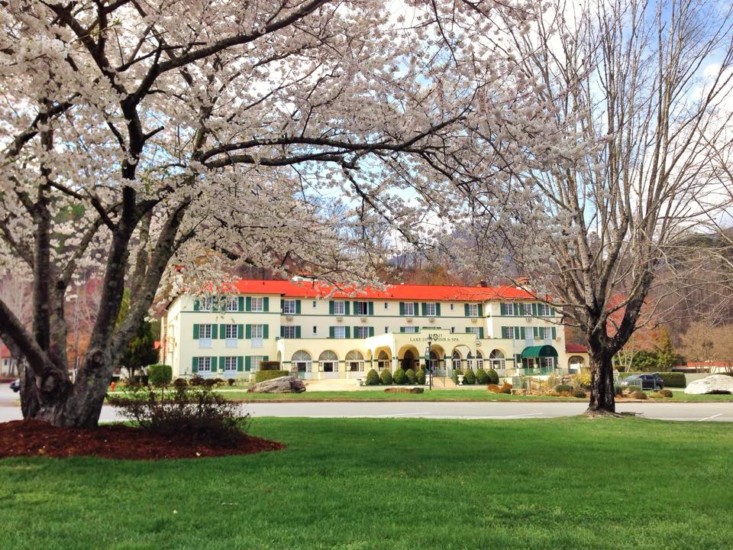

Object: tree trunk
[20,348,112,428]
[587,350,616,414]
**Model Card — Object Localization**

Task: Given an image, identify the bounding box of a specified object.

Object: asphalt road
[1,384,731,422]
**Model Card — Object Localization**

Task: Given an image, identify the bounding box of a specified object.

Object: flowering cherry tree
[0,0,526,426]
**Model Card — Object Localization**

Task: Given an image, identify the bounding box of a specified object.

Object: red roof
[223,279,538,302]
[565,343,588,354]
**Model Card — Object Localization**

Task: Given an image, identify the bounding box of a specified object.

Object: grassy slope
[0,417,731,549]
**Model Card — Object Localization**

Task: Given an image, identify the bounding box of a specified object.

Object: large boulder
[248,376,306,394]
[684,375,733,395]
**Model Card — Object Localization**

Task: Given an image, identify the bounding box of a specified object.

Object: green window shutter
[436,303,441,316]
[281,299,285,312]
[280,326,285,338]
[478,304,484,317]
[368,302,374,315]
[263,325,269,339]
[421,303,427,316]
[246,297,252,312]
[413,303,419,316]
[329,327,335,338]
[345,302,351,315]
[245,357,251,371]
[211,357,218,372]
[193,324,199,339]
[500,303,507,315]
[400,302,405,316]
[245,324,251,339]
[193,299,200,312]
[532,303,538,316]
[238,324,244,339]
[369,327,375,337]
[329,301,335,315]
[400,327,406,333]
[345,327,351,339]
[238,297,244,311]
[220,324,226,339]
[479,328,485,338]
[533,327,539,339]
[464,304,470,317]
[500,327,507,338]
[296,300,301,314]
[237,356,244,372]
[264,297,269,312]
[296,326,301,338]
[552,327,557,339]
[192,357,199,372]
[211,324,218,339]
[520,327,526,339]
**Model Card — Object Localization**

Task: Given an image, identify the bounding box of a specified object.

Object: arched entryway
[346,350,365,373]
[291,350,312,379]
[377,350,391,370]
[319,350,339,378]
[489,349,506,373]
[568,355,585,373]
[402,349,417,372]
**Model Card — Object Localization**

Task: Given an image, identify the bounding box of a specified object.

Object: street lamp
[425,335,432,391]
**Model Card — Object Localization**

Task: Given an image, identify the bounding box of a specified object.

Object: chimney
[479,280,488,287]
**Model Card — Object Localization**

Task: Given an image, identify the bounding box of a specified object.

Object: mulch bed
[0,419,284,460]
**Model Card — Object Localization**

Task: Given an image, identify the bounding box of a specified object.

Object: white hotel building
[160,279,588,380]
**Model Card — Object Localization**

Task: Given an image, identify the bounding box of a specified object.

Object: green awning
[521,345,559,359]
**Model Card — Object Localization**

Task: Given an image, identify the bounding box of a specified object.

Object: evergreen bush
[405,368,416,384]
[486,368,500,385]
[393,367,407,385]
[476,368,489,384]
[380,368,393,385]
[366,369,380,386]
[555,384,573,393]
[573,389,587,398]
[416,368,426,385]
[463,368,476,385]
[658,372,686,388]
[148,364,173,387]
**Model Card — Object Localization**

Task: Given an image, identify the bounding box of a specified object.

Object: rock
[684,375,733,395]
[383,387,424,393]
[248,376,306,394]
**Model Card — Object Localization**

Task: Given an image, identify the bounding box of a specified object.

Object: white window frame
[401,326,418,334]
[226,297,239,312]
[223,356,238,373]
[250,356,265,372]
[199,297,213,311]
[354,326,370,339]
[404,302,416,316]
[198,324,213,348]
[198,356,212,373]
[467,304,479,317]
[225,324,238,348]
[283,299,297,314]
[333,301,345,315]
[250,324,264,348]
[282,326,297,339]
[354,301,369,315]
[425,303,437,317]
[333,326,346,339]
[250,297,264,312]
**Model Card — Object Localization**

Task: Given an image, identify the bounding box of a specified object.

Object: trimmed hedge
[148,364,172,387]
[463,368,476,385]
[393,367,407,385]
[476,368,489,385]
[416,368,426,385]
[659,372,686,388]
[486,368,500,385]
[254,370,290,383]
[366,369,380,386]
[380,368,393,385]
[405,368,416,384]
[260,361,282,371]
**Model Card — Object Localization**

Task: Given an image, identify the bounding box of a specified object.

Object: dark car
[9,379,20,393]
[621,373,664,391]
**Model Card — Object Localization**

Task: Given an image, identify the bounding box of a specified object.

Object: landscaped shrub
[416,368,426,385]
[254,370,290,383]
[555,384,573,393]
[487,384,502,393]
[658,372,686,388]
[260,361,281,371]
[173,378,188,389]
[380,368,393,385]
[393,367,407,385]
[451,368,462,385]
[631,390,647,399]
[108,383,248,447]
[476,368,489,384]
[500,382,512,394]
[405,368,416,384]
[366,369,380,386]
[486,368,500,385]
[148,364,173,387]
[659,389,673,398]
[463,368,476,385]
[189,375,205,386]
[573,389,587,398]
[573,371,591,388]
[227,378,236,386]
[614,384,624,396]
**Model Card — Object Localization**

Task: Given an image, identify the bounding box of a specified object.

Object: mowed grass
[0,417,731,549]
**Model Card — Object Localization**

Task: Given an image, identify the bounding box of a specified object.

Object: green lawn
[1,417,731,549]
